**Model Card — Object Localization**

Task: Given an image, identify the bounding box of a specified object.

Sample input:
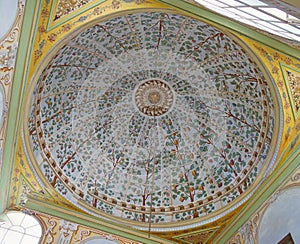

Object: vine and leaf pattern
[28,12,275,224]
[34,0,150,63]
[253,43,300,152]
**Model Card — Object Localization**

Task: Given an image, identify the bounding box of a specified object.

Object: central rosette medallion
[134,79,174,117]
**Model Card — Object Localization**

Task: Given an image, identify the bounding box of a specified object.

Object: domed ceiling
[26,11,276,229]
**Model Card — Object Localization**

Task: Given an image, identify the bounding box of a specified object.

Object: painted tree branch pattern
[27,12,275,225]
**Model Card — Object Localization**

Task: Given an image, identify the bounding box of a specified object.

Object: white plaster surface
[258,187,300,244]
[85,239,119,244]
[0,0,18,39]
[0,88,3,128]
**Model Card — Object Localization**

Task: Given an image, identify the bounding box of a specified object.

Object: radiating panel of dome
[25,12,279,229]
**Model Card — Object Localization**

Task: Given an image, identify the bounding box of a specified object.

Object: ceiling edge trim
[23,197,175,244]
[156,0,300,60]
[0,0,40,213]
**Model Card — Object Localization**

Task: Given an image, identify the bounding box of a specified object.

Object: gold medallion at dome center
[135,80,174,117]
[148,91,161,104]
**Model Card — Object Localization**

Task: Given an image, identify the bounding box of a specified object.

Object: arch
[258,187,300,243]
[0,211,42,244]
[84,237,121,244]
[0,0,18,40]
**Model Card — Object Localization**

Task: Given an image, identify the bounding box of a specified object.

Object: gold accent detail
[135,79,174,116]
[148,91,161,104]
[54,0,92,21]
[174,227,219,244]
[286,70,300,111]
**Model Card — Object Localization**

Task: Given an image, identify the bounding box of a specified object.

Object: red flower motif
[93,7,102,15]
[112,0,120,9]
[272,66,279,74]
[41,9,49,17]
[38,25,46,33]
[34,50,42,61]
[48,33,57,42]
[277,80,284,87]
[62,24,71,32]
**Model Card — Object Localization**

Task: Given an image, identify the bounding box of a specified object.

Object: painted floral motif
[174,228,218,244]
[53,0,146,21]
[286,70,300,112]
[35,0,148,64]
[27,12,275,225]
[253,43,298,146]
[54,0,94,21]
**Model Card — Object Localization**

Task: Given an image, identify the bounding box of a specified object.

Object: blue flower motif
[78,16,87,22]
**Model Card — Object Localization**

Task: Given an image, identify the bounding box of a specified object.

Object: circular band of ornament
[25,11,278,228]
[134,79,174,117]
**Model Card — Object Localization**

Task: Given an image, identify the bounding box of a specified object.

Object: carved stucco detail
[57,220,79,244]
[35,211,141,243]
[227,214,259,244]
[44,218,57,244]
[281,166,300,189]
